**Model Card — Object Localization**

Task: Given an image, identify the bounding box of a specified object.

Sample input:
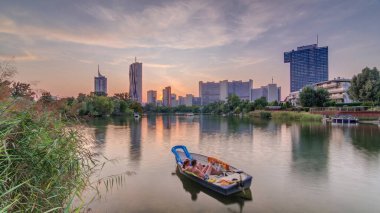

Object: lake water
[81,115,380,213]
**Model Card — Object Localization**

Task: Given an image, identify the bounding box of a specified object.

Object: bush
[0,103,92,211]
[260,111,271,119]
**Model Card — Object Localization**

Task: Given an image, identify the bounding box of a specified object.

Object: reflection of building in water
[291,124,330,179]
[129,120,142,163]
[161,115,176,129]
[147,115,156,127]
[199,116,253,135]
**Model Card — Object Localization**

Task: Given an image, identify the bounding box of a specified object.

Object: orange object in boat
[208,156,230,170]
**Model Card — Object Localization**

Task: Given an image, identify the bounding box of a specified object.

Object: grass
[271,111,322,121]
[249,110,322,122]
[0,101,93,212]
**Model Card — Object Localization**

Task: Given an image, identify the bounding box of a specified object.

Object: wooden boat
[331,115,358,124]
[171,145,252,196]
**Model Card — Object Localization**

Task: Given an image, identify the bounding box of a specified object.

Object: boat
[185,113,194,116]
[134,112,140,119]
[331,115,358,124]
[171,145,252,196]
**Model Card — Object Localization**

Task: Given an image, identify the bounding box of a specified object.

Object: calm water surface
[81,115,380,213]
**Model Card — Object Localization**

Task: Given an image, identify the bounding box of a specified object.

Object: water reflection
[176,168,252,213]
[147,114,156,127]
[348,125,380,154]
[129,119,142,163]
[199,116,253,135]
[291,124,330,179]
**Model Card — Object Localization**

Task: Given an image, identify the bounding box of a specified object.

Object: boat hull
[176,164,252,196]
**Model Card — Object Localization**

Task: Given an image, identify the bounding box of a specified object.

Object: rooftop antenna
[317,34,319,46]
[272,77,273,84]
[98,64,100,75]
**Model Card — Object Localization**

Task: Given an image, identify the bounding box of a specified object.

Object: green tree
[315,88,330,107]
[299,87,316,107]
[348,67,380,102]
[254,97,268,109]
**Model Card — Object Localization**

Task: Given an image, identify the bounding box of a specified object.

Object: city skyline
[0,0,379,102]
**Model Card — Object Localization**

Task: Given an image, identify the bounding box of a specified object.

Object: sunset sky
[0,0,379,101]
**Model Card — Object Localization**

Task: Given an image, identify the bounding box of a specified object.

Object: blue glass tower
[284,44,328,92]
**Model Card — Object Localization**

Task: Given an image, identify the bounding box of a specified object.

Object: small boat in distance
[185,112,194,116]
[331,115,358,124]
[134,112,140,119]
[171,145,252,196]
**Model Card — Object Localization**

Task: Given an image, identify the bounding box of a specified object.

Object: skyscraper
[94,65,107,96]
[162,86,171,107]
[129,58,143,103]
[284,44,328,92]
[147,90,157,105]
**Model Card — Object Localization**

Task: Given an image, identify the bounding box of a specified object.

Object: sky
[0,0,379,101]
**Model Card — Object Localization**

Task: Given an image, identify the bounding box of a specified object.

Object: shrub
[0,103,93,212]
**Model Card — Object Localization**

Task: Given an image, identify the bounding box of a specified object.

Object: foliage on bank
[0,103,93,212]
[144,103,200,113]
[249,111,322,122]
[348,67,380,103]
[1,61,93,211]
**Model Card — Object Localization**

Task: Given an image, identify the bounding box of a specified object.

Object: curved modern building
[129,60,143,103]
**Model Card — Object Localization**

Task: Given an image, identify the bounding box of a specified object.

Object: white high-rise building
[129,58,142,103]
[94,65,107,96]
[251,82,281,103]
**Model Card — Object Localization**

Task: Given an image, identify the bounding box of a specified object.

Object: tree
[0,60,17,100]
[39,92,54,104]
[300,87,330,107]
[348,67,380,102]
[314,88,330,107]
[11,82,35,100]
[253,97,268,109]
[299,87,316,107]
[113,92,130,101]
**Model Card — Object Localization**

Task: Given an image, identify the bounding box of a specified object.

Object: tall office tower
[129,58,143,103]
[178,96,186,105]
[171,94,178,107]
[185,94,194,106]
[147,90,157,105]
[94,65,107,96]
[284,44,328,92]
[162,86,171,107]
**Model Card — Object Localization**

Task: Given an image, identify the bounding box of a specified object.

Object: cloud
[0,0,288,50]
[144,63,179,69]
[0,51,41,61]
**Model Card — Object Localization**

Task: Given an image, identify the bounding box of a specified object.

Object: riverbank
[249,110,323,122]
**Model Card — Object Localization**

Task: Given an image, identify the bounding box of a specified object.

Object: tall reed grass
[0,102,93,212]
[271,111,322,121]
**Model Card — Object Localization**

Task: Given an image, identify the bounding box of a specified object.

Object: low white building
[314,77,352,103]
[284,77,352,106]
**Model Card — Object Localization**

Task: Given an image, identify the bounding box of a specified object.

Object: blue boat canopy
[171,145,192,164]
